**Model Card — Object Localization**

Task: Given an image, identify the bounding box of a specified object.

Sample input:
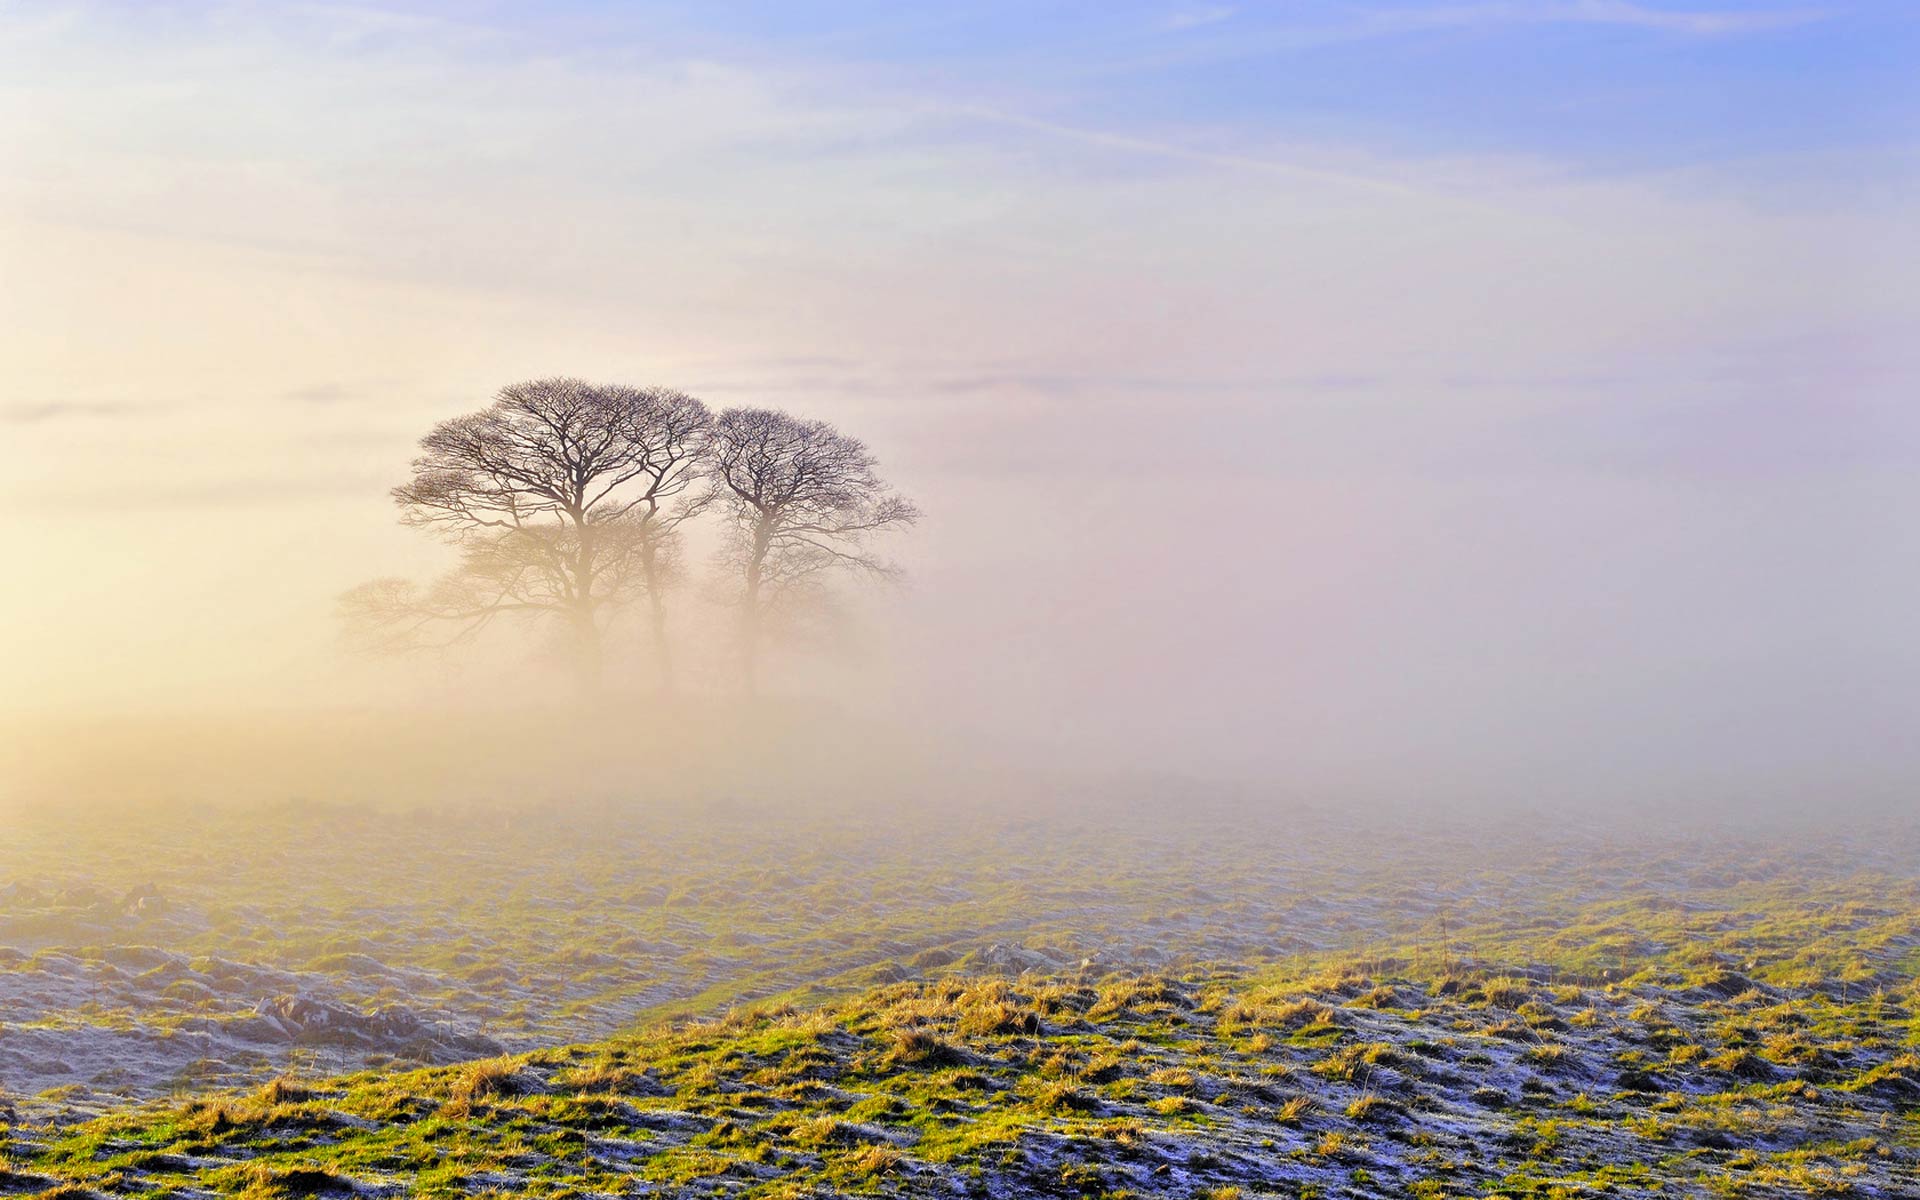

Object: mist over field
[4,4,1918,820]
[2,4,1919,1198]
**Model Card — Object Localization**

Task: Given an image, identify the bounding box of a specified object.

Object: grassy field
[1,791,1916,1196]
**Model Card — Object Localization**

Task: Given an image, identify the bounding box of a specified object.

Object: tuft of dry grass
[842,1143,902,1177]
[257,1077,312,1106]
[885,1027,965,1068]
[1313,1130,1350,1159]
[1345,1092,1393,1121]
[1478,977,1532,1010]
[957,1001,1041,1038]
[448,1057,526,1105]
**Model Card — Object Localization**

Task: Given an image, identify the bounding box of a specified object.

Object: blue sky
[321,0,1920,172]
[65,1,1920,167]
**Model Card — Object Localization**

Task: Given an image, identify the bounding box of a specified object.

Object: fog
[3,4,1917,817]
[9,14,1920,1189]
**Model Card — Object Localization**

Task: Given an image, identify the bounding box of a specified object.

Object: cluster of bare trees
[339,378,918,697]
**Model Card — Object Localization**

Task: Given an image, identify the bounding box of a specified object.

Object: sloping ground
[0,936,501,1106]
[7,961,1917,1199]
[6,797,1918,1112]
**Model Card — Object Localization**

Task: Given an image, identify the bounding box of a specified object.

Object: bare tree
[340,378,711,697]
[585,383,711,689]
[705,407,919,692]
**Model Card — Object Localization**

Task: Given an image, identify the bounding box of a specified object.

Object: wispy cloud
[285,383,355,405]
[283,381,405,406]
[287,1,463,47]
[1161,6,1239,33]
[1108,1,1830,76]
[945,104,1421,197]
[1359,1,1828,39]
[10,474,383,513]
[1,401,135,424]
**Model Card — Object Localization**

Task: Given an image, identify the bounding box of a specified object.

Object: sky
[2,1,1917,807]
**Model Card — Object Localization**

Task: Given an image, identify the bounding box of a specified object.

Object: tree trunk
[647,587,675,694]
[568,511,601,703]
[571,606,603,704]
[740,601,760,697]
[639,541,675,694]
[740,571,763,698]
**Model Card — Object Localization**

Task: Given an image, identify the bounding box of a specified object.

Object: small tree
[340,378,711,697]
[705,407,918,691]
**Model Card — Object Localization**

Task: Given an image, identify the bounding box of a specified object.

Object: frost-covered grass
[6,955,1917,1198]
[2,796,1918,1105]
[1,795,1917,1195]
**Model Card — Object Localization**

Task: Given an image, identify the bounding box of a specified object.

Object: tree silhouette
[340,378,711,697]
[705,407,918,692]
